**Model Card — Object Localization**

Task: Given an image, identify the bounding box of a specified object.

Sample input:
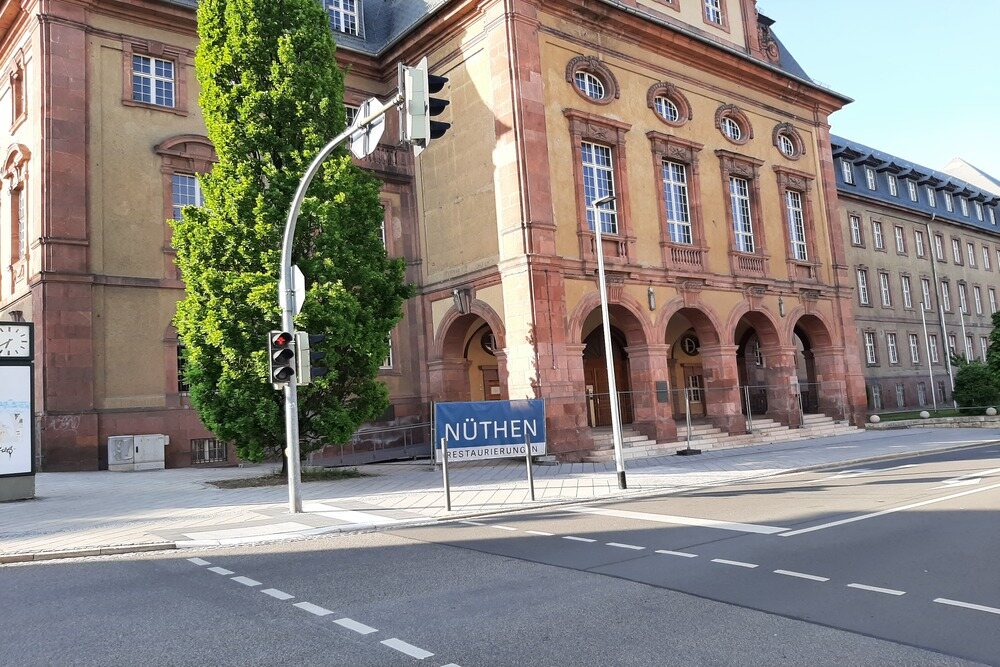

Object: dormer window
[840,160,854,184]
[886,174,898,196]
[925,186,936,208]
[328,0,361,36]
[906,180,917,201]
[974,201,984,221]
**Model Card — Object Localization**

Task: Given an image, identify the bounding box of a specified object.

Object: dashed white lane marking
[441,664,462,667]
[563,536,596,543]
[491,525,518,531]
[381,638,434,660]
[566,506,787,534]
[780,481,1000,536]
[711,558,758,569]
[933,598,1000,616]
[825,445,858,449]
[231,576,262,587]
[526,530,554,536]
[848,583,906,596]
[656,550,698,558]
[774,569,829,582]
[293,602,334,617]
[187,558,210,566]
[261,588,294,601]
[208,567,234,575]
[459,520,485,526]
[606,542,645,550]
[334,617,378,635]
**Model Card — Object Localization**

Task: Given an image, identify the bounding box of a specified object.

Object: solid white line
[333,617,378,635]
[711,558,758,568]
[526,530,554,536]
[491,525,518,531]
[293,602,334,616]
[441,664,462,667]
[230,576,262,587]
[847,583,905,596]
[566,507,787,534]
[933,598,1000,615]
[207,567,233,575]
[381,638,434,660]
[459,520,485,526]
[606,542,645,550]
[261,588,294,600]
[562,536,596,543]
[780,481,1000,536]
[656,550,698,558]
[774,569,829,582]
[187,557,210,566]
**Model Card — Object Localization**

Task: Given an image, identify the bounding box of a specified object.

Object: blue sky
[758,1,999,179]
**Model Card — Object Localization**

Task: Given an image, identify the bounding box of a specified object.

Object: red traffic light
[271,331,293,347]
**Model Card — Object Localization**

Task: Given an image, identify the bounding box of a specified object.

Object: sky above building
[759,1,999,180]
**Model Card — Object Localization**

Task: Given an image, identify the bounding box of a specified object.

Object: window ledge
[123,98,187,117]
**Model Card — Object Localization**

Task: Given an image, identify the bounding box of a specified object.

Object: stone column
[765,346,802,428]
[625,343,676,442]
[427,359,471,404]
[699,344,746,435]
[811,346,850,420]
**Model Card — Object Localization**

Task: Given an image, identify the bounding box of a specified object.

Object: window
[192,438,227,464]
[849,214,863,246]
[921,278,932,310]
[730,176,754,252]
[944,192,953,212]
[345,104,359,126]
[907,180,918,201]
[878,272,892,307]
[917,382,927,407]
[958,282,968,314]
[171,173,203,220]
[841,160,854,184]
[132,54,174,107]
[662,160,691,244]
[997,248,1000,270]
[952,238,962,264]
[981,336,990,362]
[575,71,606,101]
[990,288,998,315]
[10,182,26,262]
[965,335,974,361]
[894,226,906,253]
[937,380,947,402]
[647,82,691,127]
[380,337,393,370]
[901,275,912,309]
[984,246,992,271]
[864,331,878,365]
[895,383,905,408]
[940,280,951,311]
[770,124,806,160]
[10,54,25,126]
[654,96,680,123]
[872,221,884,250]
[721,116,741,141]
[934,234,944,260]
[778,134,795,157]
[975,201,984,221]
[177,344,189,392]
[968,242,976,267]
[786,190,807,261]
[865,167,877,190]
[887,173,898,196]
[582,142,617,234]
[886,332,899,364]
[871,383,882,410]
[960,197,969,216]
[704,0,724,25]
[909,333,920,364]
[947,333,957,357]
[929,334,939,363]
[328,0,361,36]
[926,186,936,208]
[857,269,870,305]
[990,208,997,225]
[914,230,925,257]
[974,286,983,314]
[567,57,618,105]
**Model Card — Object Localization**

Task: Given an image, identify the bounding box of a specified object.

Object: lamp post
[591,194,627,490]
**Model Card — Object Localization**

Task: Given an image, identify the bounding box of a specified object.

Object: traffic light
[295,332,328,386]
[400,56,451,155]
[268,330,296,386]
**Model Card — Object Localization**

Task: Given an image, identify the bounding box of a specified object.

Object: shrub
[952,362,1000,415]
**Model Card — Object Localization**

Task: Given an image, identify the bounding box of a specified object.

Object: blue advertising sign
[434,400,546,462]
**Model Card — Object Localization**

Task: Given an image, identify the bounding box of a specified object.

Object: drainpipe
[925,214,956,406]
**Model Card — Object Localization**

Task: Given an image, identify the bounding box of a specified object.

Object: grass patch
[877,409,963,422]
[208,467,368,489]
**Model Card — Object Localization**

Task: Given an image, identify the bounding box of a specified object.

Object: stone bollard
[869,414,881,423]
[919,411,930,419]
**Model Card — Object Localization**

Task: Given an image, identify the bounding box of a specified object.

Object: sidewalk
[2,427,998,561]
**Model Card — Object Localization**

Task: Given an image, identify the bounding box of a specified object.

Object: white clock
[0,323,31,359]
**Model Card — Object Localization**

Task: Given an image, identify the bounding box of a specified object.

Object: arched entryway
[793,326,819,414]
[430,308,507,404]
[732,310,800,425]
[664,306,723,426]
[788,313,846,419]
[583,327,632,426]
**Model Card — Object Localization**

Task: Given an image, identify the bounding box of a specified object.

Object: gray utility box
[108,434,169,472]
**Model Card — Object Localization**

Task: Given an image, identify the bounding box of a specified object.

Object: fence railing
[308,421,432,467]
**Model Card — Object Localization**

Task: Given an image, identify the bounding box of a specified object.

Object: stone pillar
[700,344,746,435]
[765,346,802,428]
[427,359,471,404]
[625,343,676,442]
[811,346,850,420]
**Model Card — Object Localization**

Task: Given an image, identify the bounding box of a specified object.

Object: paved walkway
[2,427,998,560]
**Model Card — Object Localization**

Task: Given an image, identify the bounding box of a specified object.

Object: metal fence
[308,421,432,467]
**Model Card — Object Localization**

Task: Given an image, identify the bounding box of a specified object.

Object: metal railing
[308,421,432,467]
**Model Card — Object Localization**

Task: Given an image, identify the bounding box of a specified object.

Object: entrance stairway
[582,414,859,463]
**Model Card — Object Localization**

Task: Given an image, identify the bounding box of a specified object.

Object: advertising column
[0,322,35,501]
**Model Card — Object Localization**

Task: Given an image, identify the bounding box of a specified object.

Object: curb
[3,439,997,563]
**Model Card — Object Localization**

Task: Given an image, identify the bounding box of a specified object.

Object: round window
[574,71,605,101]
[654,96,679,123]
[721,116,742,141]
[680,334,701,356]
[778,133,796,157]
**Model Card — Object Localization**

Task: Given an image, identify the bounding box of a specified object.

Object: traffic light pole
[279,93,402,514]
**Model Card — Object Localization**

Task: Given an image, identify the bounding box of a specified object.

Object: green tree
[172,0,410,463]
[987,310,1000,376]
[952,362,1000,415]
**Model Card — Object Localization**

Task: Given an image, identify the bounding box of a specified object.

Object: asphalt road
[2,444,998,666]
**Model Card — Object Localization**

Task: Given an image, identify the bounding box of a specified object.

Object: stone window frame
[565,56,619,107]
[3,144,30,285]
[856,266,871,307]
[893,225,907,255]
[885,331,900,365]
[9,49,26,131]
[647,82,692,128]
[772,122,804,161]
[773,165,819,281]
[848,212,864,247]
[564,109,634,264]
[877,270,893,308]
[121,38,192,117]
[328,0,363,37]
[649,0,681,12]
[715,104,752,146]
[871,219,886,252]
[983,245,992,271]
[933,233,946,262]
[702,0,731,32]
[950,237,963,265]
[914,229,925,257]
[716,149,767,277]
[648,131,705,272]
[900,273,913,310]
[863,329,879,366]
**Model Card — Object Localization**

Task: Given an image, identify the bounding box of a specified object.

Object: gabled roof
[941,158,1000,198]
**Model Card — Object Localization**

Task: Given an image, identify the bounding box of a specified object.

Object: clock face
[0,324,31,358]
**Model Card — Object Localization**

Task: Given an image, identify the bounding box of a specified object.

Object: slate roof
[832,135,1000,236]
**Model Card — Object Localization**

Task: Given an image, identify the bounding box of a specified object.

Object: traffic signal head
[295,332,329,386]
[268,331,296,386]
[400,56,451,155]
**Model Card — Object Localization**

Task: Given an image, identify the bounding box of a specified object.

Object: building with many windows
[833,137,1000,412]
[1,0,870,470]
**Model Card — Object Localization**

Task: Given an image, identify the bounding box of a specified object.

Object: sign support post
[440,436,452,512]
[524,433,535,501]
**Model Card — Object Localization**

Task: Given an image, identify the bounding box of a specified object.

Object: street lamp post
[591,194,627,490]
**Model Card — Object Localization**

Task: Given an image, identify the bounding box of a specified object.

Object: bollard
[440,436,451,511]
[524,433,536,502]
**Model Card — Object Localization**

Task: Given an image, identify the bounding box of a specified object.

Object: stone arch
[154,134,217,169]
[566,290,652,347]
[656,297,724,347]
[725,303,783,347]
[431,299,506,361]
[3,143,30,179]
[784,309,836,350]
